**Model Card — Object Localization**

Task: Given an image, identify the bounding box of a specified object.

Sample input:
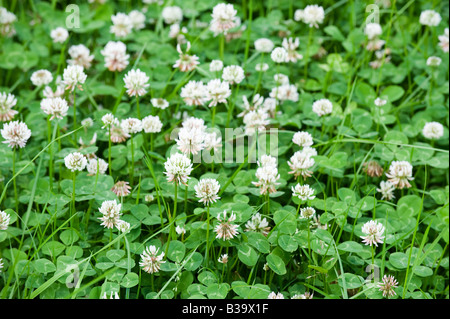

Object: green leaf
[413,266,433,277]
[337,241,364,253]
[266,253,287,275]
[381,85,405,102]
[278,235,298,252]
[166,240,186,263]
[34,259,56,274]
[106,249,126,263]
[397,195,422,217]
[59,229,79,246]
[41,241,66,257]
[237,243,259,266]
[121,272,139,288]
[184,252,203,271]
[324,25,345,41]
[273,210,297,235]
[206,283,229,299]
[246,232,270,253]
[338,273,364,289]
[389,252,409,269]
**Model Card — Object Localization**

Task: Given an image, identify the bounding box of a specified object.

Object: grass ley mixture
[0,0,448,300]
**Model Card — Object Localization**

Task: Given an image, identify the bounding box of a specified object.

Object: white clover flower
[40,97,69,121]
[31,70,53,87]
[161,6,183,24]
[292,131,313,148]
[176,126,205,155]
[111,181,131,197]
[98,200,122,229]
[102,113,119,128]
[182,117,207,131]
[214,210,239,240]
[81,117,94,128]
[297,5,325,28]
[426,56,442,67]
[255,63,269,72]
[300,146,317,158]
[377,181,396,201]
[254,38,274,53]
[206,79,231,107]
[218,254,228,264]
[209,60,224,72]
[116,220,131,233]
[140,245,166,274]
[438,28,449,53]
[360,220,385,247]
[204,132,222,152]
[291,292,313,299]
[273,73,290,86]
[365,23,382,40]
[86,158,108,176]
[142,115,163,133]
[270,84,299,102]
[312,98,333,117]
[195,178,221,206]
[378,275,399,298]
[419,10,441,27]
[173,41,199,72]
[180,80,208,106]
[169,23,188,43]
[385,160,414,189]
[101,41,130,72]
[63,65,87,92]
[0,92,18,122]
[287,151,315,180]
[422,121,444,140]
[267,292,284,299]
[145,194,155,202]
[222,65,245,84]
[252,155,280,195]
[0,210,10,230]
[271,47,288,63]
[1,121,31,149]
[292,184,315,201]
[282,37,303,62]
[175,225,186,236]
[121,118,143,135]
[0,7,16,37]
[164,152,193,185]
[101,292,120,299]
[128,10,146,30]
[67,44,94,69]
[209,3,238,36]
[150,98,169,110]
[243,109,270,135]
[374,97,387,106]
[64,152,87,172]
[110,12,132,37]
[300,207,316,219]
[50,27,69,43]
[244,213,271,236]
[123,68,150,97]
[238,94,265,117]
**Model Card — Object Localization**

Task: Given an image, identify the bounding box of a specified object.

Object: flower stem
[73,90,77,141]
[172,183,178,241]
[12,148,18,214]
[136,96,141,119]
[130,135,135,184]
[108,125,112,176]
[205,205,210,267]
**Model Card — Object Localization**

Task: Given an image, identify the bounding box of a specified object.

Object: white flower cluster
[294,5,325,28]
[67,44,94,69]
[252,154,280,195]
[0,92,18,122]
[0,7,17,37]
[209,3,239,36]
[110,10,147,38]
[101,41,130,72]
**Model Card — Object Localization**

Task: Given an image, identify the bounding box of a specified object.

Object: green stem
[219,35,225,61]
[136,96,141,119]
[12,148,18,214]
[130,135,135,184]
[205,205,210,267]
[172,183,178,240]
[73,90,77,141]
[108,125,112,176]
